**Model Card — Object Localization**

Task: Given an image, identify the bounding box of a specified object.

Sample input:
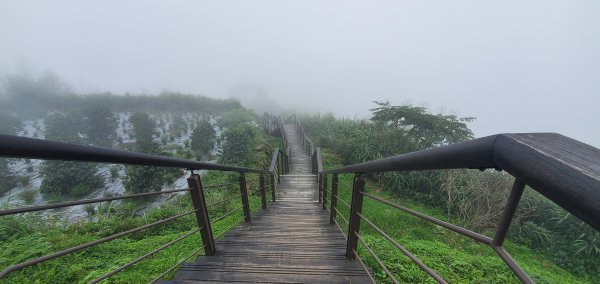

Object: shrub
[19,188,37,204]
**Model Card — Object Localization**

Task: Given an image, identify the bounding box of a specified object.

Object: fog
[1,0,599,146]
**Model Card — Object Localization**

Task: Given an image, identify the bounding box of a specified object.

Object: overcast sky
[1,1,599,147]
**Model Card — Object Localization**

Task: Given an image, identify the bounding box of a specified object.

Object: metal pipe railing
[0,134,268,173]
[0,188,191,216]
[357,212,447,284]
[0,115,285,282]
[293,114,600,284]
[89,228,201,284]
[322,133,600,232]
[0,209,198,278]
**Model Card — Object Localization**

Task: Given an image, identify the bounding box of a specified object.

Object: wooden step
[159,124,371,283]
[170,257,371,283]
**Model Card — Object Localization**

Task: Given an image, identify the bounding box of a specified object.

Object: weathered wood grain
[160,124,371,283]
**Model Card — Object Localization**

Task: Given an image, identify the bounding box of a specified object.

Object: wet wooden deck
[159,125,371,283]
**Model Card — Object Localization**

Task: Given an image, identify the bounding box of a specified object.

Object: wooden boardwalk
[160,125,371,283]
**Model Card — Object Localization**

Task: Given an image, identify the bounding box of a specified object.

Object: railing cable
[210,206,244,224]
[214,215,247,239]
[88,228,200,284]
[357,212,447,283]
[354,231,399,284]
[0,209,197,278]
[0,188,191,216]
[149,243,208,283]
[352,249,376,284]
[360,192,493,245]
[334,194,351,209]
[206,195,240,209]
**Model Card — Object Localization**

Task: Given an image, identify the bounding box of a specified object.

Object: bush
[219,124,258,167]
[40,161,103,197]
[109,165,120,180]
[19,188,37,204]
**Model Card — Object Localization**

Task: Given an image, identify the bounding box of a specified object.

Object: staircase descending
[160,125,371,283]
[2,114,599,284]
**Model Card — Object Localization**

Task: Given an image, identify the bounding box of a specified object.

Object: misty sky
[1,1,599,147]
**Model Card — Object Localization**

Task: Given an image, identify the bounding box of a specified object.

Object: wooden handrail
[290,113,600,284]
[0,120,280,281]
[323,133,600,232]
[0,134,268,173]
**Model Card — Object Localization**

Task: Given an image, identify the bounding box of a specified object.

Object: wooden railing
[0,129,289,282]
[290,115,600,284]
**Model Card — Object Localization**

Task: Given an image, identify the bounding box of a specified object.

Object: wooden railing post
[330,174,338,224]
[239,173,251,222]
[277,154,282,178]
[322,174,328,210]
[270,174,276,202]
[285,155,289,174]
[187,173,216,255]
[315,148,322,183]
[259,174,267,209]
[318,174,322,203]
[346,174,365,259]
[494,179,526,246]
[278,154,283,183]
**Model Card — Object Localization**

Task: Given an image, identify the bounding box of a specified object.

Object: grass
[320,149,590,283]
[2,126,591,283]
[0,172,267,284]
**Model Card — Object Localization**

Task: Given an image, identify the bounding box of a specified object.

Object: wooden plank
[160,124,371,283]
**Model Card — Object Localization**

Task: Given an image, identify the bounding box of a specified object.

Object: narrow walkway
[161,125,370,283]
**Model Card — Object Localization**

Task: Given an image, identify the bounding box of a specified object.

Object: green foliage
[41,112,104,196]
[40,160,103,196]
[439,169,516,231]
[0,74,241,118]
[163,144,193,159]
[321,148,593,283]
[217,108,257,129]
[190,119,216,159]
[82,103,117,147]
[123,142,183,194]
[219,124,258,167]
[44,111,84,142]
[0,160,11,195]
[574,233,600,257]
[303,106,600,281]
[123,164,166,194]
[0,113,20,194]
[129,112,156,150]
[370,101,474,147]
[124,113,186,194]
[169,114,187,138]
[0,116,273,282]
[300,103,474,207]
[19,188,37,204]
[1,71,68,117]
[109,165,120,179]
[0,112,21,135]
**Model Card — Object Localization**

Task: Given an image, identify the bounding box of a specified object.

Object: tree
[44,112,83,142]
[217,108,257,129]
[2,70,69,117]
[124,113,181,193]
[0,112,21,194]
[39,161,103,196]
[129,112,156,152]
[370,101,474,148]
[169,114,187,139]
[40,112,103,196]
[0,112,21,135]
[219,124,257,166]
[190,119,216,159]
[83,103,117,147]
